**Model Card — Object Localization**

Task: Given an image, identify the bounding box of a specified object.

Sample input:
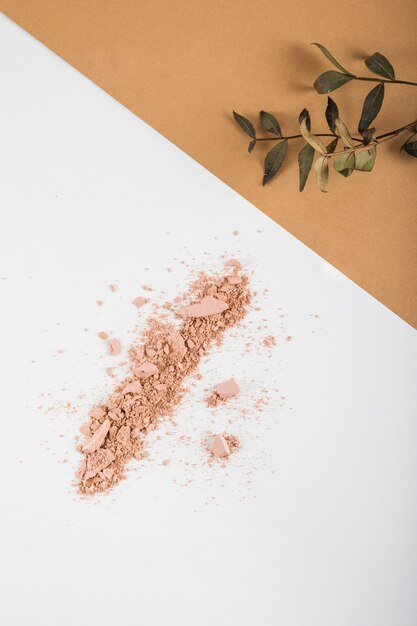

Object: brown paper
[2,0,416,327]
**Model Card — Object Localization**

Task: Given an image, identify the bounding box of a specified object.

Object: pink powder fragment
[121,380,142,395]
[228,276,242,285]
[108,338,122,355]
[96,300,103,306]
[109,284,117,292]
[215,378,240,399]
[211,435,230,458]
[177,295,229,318]
[82,419,111,454]
[98,331,108,340]
[134,362,159,379]
[132,296,148,309]
[89,405,105,420]
[263,335,276,348]
[225,259,241,269]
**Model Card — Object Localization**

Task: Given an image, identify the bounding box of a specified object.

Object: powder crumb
[77,264,251,495]
[206,378,240,406]
[109,284,117,292]
[286,335,292,342]
[232,230,239,236]
[132,296,148,309]
[96,300,103,306]
[263,335,276,348]
[141,285,153,292]
[210,433,240,459]
[225,259,241,270]
[177,295,229,318]
[98,331,108,340]
[108,338,122,356]
[162,459,170,466]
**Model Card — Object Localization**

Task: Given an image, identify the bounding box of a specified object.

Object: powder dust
[77,265,251,495]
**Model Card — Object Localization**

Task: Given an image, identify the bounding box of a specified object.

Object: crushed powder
[209,433,241,460]
[77,266,251,495]
[206,378,240,407]
[263,335,276,348]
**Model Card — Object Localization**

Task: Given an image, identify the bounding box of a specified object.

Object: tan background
[2,0,416,327]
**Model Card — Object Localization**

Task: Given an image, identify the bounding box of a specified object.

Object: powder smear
[77,266,251,495]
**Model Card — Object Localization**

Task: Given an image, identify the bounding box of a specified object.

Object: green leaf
[260,111,282,137]
[361,127,376,145]
[314,156,329,192]
[262,140,288,186]
[233,111,256,138]
[358,83,384,133]
[333,152,356,177]
[365,52,395,81]
[248,139,256,153]
[335,118,355,148]
[298,143,315,191]
[314,71,354,94]
[402,141,417,158]
[325,97,339,133]
[300,118,328,154]
[326,137,339,153]
[299,108,311,132]
[355,146,377,170]
[311,43,352,75]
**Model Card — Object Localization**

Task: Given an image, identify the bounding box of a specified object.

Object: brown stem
[252,120,417,150]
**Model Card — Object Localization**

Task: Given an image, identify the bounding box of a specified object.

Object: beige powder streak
[77,265,251,495]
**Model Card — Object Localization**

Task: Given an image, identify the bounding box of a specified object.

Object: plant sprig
[233,44,417,192]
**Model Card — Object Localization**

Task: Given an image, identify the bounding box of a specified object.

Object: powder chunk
[215,378,240,399]
[108,338,122,355]
[98,331,108,340]
[122,380,142,395]
[132,296,148,309]
[89,405,105,420]
[211,434,231,458]
[167,329,187,358]
[225,259,241,269]
[134,362,159,379]
[84,448,115,480]
[82,419,111,454]
[228,276,242,285]
[177,295,228,318]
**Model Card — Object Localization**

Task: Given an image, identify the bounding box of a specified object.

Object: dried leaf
[335,118,355,148]
[311,43,352,75]
[314,156,329,192]
[298,143,315,191]
[355,146,377,170]
[233,111,256,138]
[365,52,395,81]
[358,83,384,132]
[299,108,311,132]
[260,111,282,137]
[361,128,376,145]
[314,71,354,94]
[333,152,355,177]
[402,141,417,158]
[326,137,339,153]
[248,139,256,153]
[325,97,339,133]
[262,140,288,186]
[300,118,327,154]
